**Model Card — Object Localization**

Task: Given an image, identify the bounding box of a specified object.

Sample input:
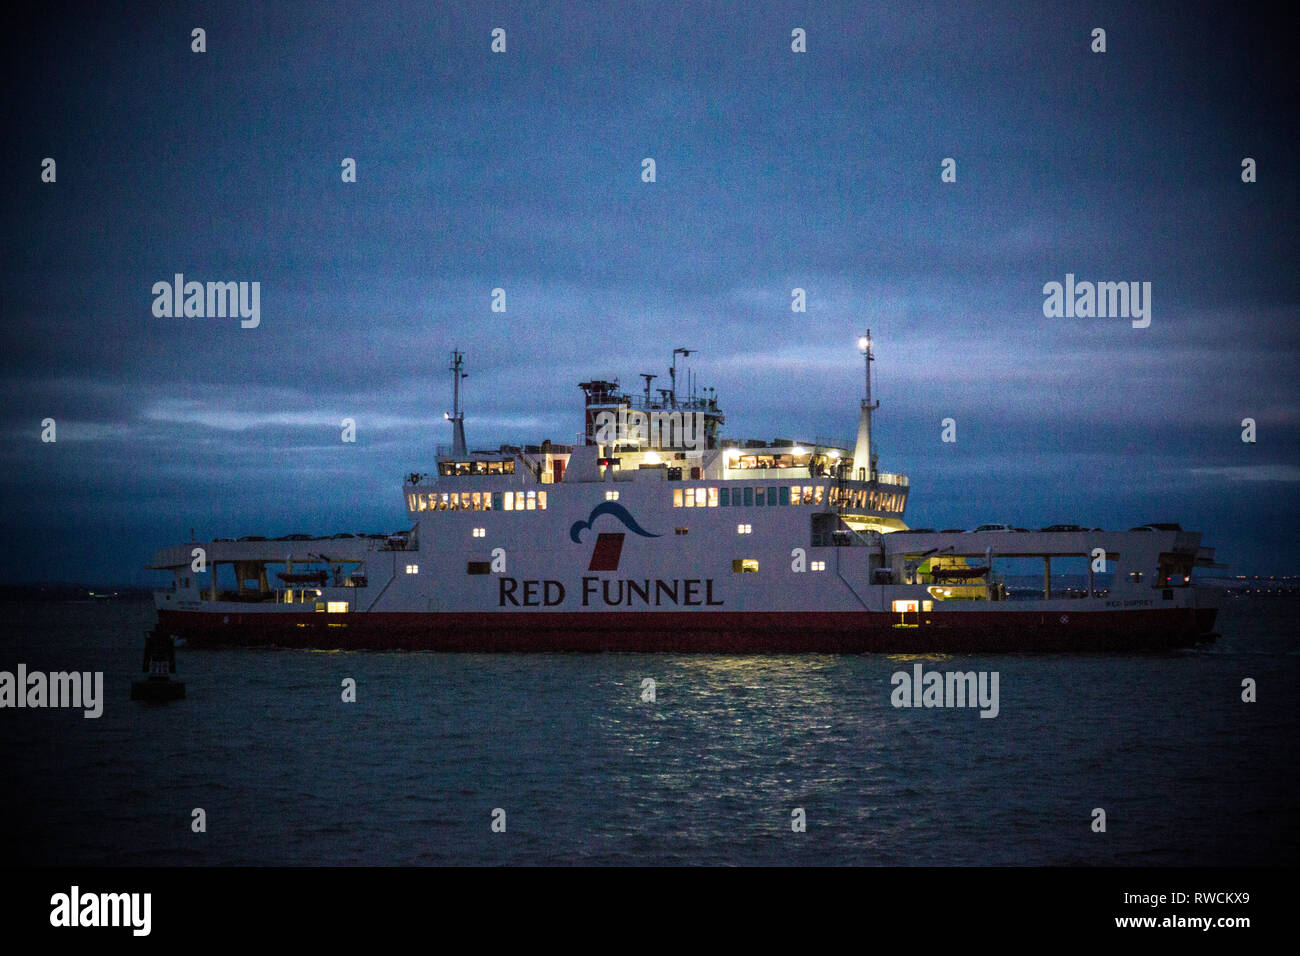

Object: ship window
[489,493,500,510]
[526,490,536,510]
[737,524,752,534]
[755,487,765,506]
[326,601,349,613]
[673,489,683,507]
[768,486,777,505]
[467,561,491,575]
[720,488,730,506]
[487,461,502,474]
[810,561,826,571]
[1130,571,1142,583]
[743,487,753,506]
[732,559,759,573]
[779,486,790,505]
[538,491,547,510]
[503,460,515,474]
[708,487,718,507]
[814,486,825,506]
[407,494,418,512]
[503,493,513,511]
[405,564,419,574]
[472,528,485,537]
[675,527,689,535]
[606,490,619,501]
[922,600,933,612]
[684,488,696,507]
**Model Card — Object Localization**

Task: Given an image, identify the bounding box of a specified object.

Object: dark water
[2,597,1296,865]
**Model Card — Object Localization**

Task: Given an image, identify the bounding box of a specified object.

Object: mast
[852,332,880,481]
[447,350,468,457]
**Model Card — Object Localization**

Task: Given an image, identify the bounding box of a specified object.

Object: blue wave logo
[569,501,662,543]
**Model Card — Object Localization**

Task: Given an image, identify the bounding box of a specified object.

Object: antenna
[852,333,881,481]
[640,373,657,406]
[670,347,694,407]
[446,350,468,457]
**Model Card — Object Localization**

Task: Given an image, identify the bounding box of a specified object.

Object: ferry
[150,338,1222,651]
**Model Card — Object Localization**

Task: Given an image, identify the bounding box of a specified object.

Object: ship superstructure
[151,338,1221,651]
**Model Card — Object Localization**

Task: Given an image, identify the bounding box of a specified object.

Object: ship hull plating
[157,606,1217,653]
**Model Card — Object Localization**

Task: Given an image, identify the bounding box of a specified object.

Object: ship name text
[499,576,724,607]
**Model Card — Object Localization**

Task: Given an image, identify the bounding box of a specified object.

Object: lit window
[407,494,418,512]
[810,560,826,571]
[892,600,918,613]
[503,493,514,511]
[675,527,689,535]
[737,524,752,534]
[708,487,718,507]
[606,490,619,501]
[732,558,759,573]
[326,601,349,613]
[406,564,419,574]
[538,491,547,510]
[526,490,536,510]
[814,486,824,506]
[673,489,683,507]
[515,492,525,510]
[472,528,485,538]
[922,600,933,612]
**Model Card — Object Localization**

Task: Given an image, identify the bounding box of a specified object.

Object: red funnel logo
[588,533,625,571]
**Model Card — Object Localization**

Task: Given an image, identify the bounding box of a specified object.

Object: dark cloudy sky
[2,1,1296,585]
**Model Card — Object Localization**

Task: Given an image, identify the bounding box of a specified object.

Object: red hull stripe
[158,608,1218,653]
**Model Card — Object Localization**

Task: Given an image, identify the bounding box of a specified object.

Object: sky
[2,1,1297,585]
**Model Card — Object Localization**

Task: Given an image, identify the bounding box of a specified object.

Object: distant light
[644,451,661,464]
[792,445,806,456]
[443,412,451,420]
[725,449,740,462]
[828,449,839,459]
[858,336,869,352]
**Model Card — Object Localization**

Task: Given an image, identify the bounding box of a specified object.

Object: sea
[2,595,1296,866]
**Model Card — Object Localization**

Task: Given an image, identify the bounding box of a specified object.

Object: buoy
[130,626,186,702]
